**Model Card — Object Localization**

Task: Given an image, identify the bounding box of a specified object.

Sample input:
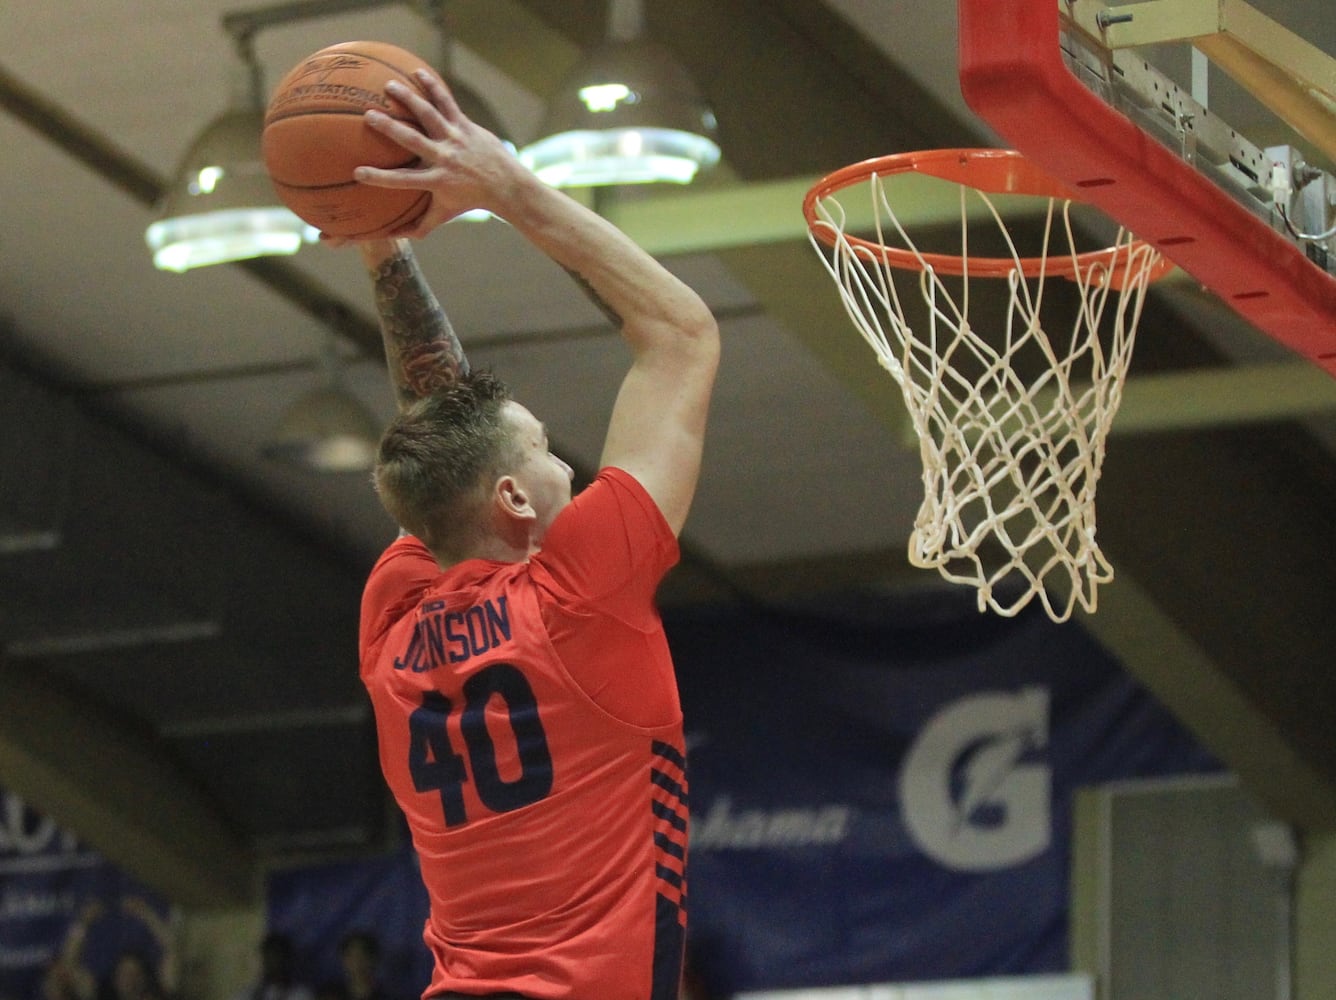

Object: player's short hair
[374,369,517,557]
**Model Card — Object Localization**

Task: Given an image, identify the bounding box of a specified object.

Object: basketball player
[346,70,720,1000]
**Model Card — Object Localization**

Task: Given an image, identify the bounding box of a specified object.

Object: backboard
[957,0,1336,378]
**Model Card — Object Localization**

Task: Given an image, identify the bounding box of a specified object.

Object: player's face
[502,401,574,536]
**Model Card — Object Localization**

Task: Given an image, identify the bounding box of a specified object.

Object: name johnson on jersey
[394,596,512,673]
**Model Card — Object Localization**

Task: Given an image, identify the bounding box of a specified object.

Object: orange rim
[803,148,1172,284]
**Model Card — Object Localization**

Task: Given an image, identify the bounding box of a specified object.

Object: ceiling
[1,0,1335,909]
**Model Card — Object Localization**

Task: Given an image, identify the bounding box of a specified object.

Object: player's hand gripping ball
[263,41,440,239]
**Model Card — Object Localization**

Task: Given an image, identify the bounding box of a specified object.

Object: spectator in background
[42,897,176,1000]
[331,933,391,1000]
[98,891,177,998]
[231,933,313,1000]
[96,897,178,1000]
[96,951,164,1000]
[40,901,101,1000]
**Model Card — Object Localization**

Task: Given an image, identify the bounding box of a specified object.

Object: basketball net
[804,150,1168,623]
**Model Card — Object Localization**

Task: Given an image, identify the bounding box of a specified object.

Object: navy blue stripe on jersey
[652,798,687,833]
[650,767,685,801]
[649,739,688,1000]
[655,863,684,890]
[654,831,685,861]
[651,890,686,1000]
[652,739,686,770]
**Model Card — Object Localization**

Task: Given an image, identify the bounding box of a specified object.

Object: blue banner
[0,793,169,1000]
[672,593,1220,994]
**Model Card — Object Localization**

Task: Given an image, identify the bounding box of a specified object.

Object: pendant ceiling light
[263,336,381,473]
[147,0,514,270]
[145,105,319,273]
[146,20,317,273]
[519,0,720,188]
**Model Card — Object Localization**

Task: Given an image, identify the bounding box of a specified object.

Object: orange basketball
[263,41,439,239]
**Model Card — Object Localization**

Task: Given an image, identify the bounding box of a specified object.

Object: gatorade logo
[899,687,1051,871]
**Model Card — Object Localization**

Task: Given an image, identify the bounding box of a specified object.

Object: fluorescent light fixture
[519,39,720,188]
[522,128,718,187]
[581,83,634,112]
[147,206,316,272]
[146,108,318,272]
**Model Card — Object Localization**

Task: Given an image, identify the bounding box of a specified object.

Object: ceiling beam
[0,665,260,908]
[0,59,387,358]
[1113,359,1336,432]
[445,0,583,95]
[717,240,912,438]
[1075,569,1336,830]
[1093,419,1336,828]
[601,172,1040,256]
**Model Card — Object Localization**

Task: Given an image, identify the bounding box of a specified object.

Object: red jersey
[358,468,688,1000]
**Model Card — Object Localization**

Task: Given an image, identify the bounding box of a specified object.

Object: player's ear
[495,475,534,520]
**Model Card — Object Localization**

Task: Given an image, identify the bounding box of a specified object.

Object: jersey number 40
[408,662,554,826]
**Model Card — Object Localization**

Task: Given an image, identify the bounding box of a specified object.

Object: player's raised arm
[496,175,719,536]
[355,71,720,535]
[356,238,469,414]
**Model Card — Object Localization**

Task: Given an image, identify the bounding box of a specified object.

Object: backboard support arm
[1066,0,1336,165]
[958,0,1336,377]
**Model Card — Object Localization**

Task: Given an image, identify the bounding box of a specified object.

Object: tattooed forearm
[400,342,464,396]
[563,266,624,328]
[369,245,469,406]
